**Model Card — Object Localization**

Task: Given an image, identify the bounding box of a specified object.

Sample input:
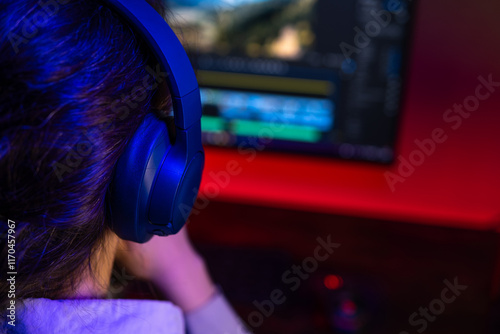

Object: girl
[0,0,247,333]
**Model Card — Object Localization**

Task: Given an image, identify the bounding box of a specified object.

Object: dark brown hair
[0,0,169,307]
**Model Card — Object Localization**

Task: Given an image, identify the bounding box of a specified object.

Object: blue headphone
[104,0,204,243]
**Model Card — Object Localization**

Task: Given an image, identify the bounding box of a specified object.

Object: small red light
[324,274,344,290]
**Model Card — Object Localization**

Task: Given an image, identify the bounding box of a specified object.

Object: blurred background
[169,0,500,332]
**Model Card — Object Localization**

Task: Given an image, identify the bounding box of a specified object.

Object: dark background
[187,0,500,333]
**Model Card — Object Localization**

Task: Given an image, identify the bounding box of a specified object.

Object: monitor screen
[167,0,415,162]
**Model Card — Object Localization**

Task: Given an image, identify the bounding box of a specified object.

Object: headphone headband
[104,0,201,130]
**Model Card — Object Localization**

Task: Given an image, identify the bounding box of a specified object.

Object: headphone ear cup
[148,148,204,235]
[108,114,172,243]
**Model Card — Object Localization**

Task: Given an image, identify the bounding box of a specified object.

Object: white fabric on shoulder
[16,298,184,334]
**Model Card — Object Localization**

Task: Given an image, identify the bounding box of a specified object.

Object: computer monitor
[167,0,415,163]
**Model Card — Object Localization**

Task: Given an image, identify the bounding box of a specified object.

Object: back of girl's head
[0,0,168,304]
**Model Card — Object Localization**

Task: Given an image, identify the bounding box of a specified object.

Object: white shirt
[3,293,249,334]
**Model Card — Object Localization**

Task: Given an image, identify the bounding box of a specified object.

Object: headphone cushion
[108,114,172,243]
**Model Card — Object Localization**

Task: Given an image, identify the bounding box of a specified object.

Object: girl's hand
[115,227,217,312]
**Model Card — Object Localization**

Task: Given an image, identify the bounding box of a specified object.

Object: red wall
[199,0,500,230]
